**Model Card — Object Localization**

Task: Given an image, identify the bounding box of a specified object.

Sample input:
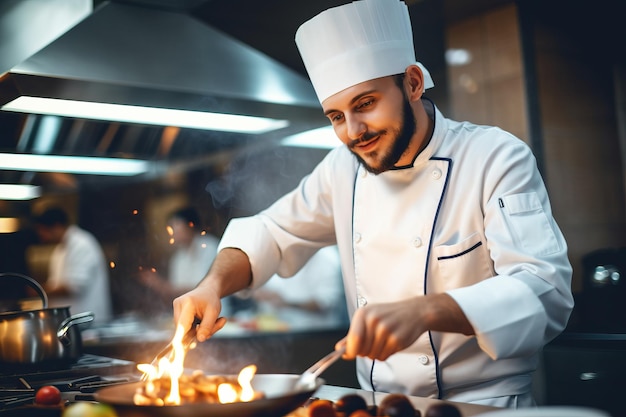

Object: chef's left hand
[337,293,474,361]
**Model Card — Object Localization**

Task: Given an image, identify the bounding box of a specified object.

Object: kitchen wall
[446,4,528,142]
[446,1,626,302]
[530,4,626,295]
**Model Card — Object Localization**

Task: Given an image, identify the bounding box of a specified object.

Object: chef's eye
[356,98,374,111]
[328,113,344,123]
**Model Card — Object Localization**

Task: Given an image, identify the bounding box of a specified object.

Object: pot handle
[57,311,95,346]
[0,272,48,309]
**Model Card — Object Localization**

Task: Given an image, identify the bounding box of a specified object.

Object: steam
[205,177,234,209]
[205,145,330,215]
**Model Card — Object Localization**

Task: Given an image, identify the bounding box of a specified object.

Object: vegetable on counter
[34,385,62,406]
[62,402,118,417]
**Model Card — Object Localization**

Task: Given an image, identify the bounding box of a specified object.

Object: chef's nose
[346,115,366,141]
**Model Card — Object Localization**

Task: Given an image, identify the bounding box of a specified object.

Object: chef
[174,0,574,408]
[34,206,112,323]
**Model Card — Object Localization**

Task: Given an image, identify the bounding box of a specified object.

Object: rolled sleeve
[217,216,282,290]
[447,276,547,360]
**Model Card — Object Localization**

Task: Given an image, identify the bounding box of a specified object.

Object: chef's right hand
[174,248,253,342]
[173,285,226,342]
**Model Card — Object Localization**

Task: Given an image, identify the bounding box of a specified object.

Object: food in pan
[135,323,263,406]
[133,367,264,406]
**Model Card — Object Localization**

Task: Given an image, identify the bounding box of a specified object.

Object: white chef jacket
[218,103,574,405]
[47,225,112,323]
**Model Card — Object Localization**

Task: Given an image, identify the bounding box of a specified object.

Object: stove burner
[0,354,139,415]
[0,354,136,384]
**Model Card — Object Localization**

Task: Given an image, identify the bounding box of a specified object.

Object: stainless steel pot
[0,273,95,367]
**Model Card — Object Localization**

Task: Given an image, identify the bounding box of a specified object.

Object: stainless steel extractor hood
[0,0,325,136]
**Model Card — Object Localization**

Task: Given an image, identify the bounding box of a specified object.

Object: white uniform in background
[256,245,347,329]
[169,233,227,315]
[47,225,112,323]
[169,234,220,291]
[218,104,574,407]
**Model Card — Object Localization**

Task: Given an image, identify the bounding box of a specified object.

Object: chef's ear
[404,65,425,100]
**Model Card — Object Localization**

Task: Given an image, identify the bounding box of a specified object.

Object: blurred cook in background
[139,207,230,313]
[251,245,348,329]
[34,206,112,323]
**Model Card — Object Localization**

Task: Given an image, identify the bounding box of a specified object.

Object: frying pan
[95,374,324,417]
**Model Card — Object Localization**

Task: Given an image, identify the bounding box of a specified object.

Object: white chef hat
[295,0,435,103]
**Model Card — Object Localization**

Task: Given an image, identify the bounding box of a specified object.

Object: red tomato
[35,385,62,405]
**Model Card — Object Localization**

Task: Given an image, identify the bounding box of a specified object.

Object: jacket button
[357,296,367,307]
[354,232,362,243]
[432,169,442,180]
[413,237,422,247]
[418,355,429,365]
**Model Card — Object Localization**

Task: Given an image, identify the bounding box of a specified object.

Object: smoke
[184,335,291,375]
[204,145,330,215]
[205,177,234,209]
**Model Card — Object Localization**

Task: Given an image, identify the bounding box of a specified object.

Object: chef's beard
[349,93,417,175]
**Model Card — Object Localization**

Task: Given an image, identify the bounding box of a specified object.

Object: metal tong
[294,345,346,391]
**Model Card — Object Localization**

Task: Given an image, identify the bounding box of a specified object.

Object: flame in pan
[136,325,258,405]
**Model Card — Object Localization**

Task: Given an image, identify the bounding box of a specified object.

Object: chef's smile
[353,135,381,152]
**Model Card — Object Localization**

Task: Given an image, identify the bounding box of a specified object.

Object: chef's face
[169,217,194,247]
[35,224,65,244]
[322,74,417,174]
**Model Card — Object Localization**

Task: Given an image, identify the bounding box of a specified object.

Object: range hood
[0,0,325,138]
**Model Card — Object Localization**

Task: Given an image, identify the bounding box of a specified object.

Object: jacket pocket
[432,233,494,291]
[499,192,560,256]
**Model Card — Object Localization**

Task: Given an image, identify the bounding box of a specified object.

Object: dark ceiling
[189,0,626,71]
[106,0,513,78]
